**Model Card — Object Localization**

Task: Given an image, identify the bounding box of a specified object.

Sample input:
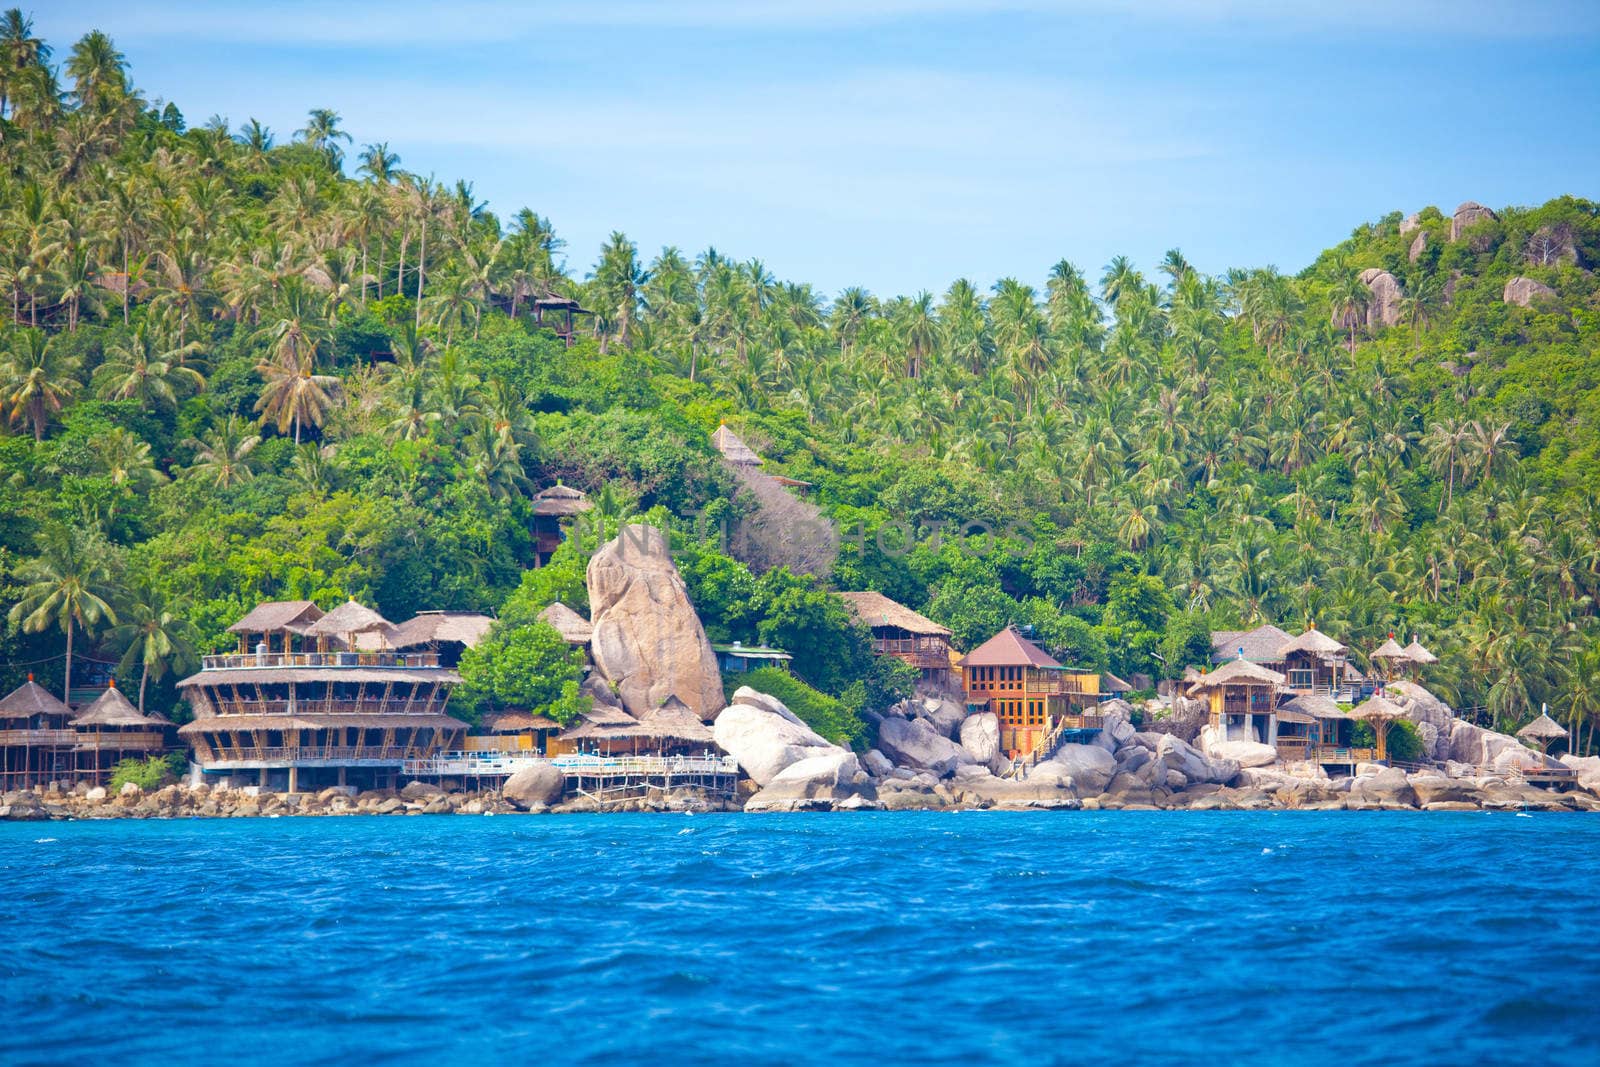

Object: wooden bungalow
[362,610,493,668]
[470,711,564,756]
[839,591,955,682]
[177,601,466,792]
[530,295,595,348]
[1279,625,1349,697]
[711,423,763,466]
[959,627,1101,759]
[538,602,593,648]
[227,599,325,659]
[557,698,715,757]
[71,683,169,783]
[531,484,592,566]
[713,642,792,674]
[1100,671,1134,700]
[0,675,76,788]
[1187,656,1284,746]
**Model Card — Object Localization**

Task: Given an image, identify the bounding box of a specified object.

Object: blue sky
[39,1,1600,297]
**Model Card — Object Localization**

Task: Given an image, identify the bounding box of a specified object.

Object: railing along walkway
[402,752,740,778]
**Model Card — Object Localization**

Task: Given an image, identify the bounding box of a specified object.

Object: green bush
[109,753,185,792]
[728,666,869,750]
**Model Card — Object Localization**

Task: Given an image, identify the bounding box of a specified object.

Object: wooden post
[288,764,298,794]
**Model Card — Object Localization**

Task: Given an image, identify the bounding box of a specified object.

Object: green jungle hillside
[2,16,1598,752]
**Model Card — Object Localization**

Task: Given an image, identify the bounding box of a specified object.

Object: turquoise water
[4,812,1597,1065]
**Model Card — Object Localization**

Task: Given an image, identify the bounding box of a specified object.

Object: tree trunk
[122,240,131,325]
[414,223,427,330]
[138,662,149,715]
[63,625,73,707]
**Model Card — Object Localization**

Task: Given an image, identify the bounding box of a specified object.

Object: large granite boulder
[1156,733,1240,785]
[503,764,564,810]
[1408,230,1428,263]
[1358,268,1403,328]
[1399,212,1422,235]
[1200,725,1278,768]
[1450,201,1498,241]
[958,712,1002,771]
[1503,277,1557,308]
[909,695,966,739]
[1559,754,1600,795]
[1348,766,1418,809]
[1525,224,1578,267]
[744,752,876,812]
[587,524,725,721]
[877,716,975,778]
[1035,743,1116,794]
[714,693,841,786]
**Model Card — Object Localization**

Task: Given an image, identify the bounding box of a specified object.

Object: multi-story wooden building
[531,484,591,567]
[839,591,954,683]
[0,676,76,788]
[1279,625,1348,696]
[958,627,1101,759]
[1187,655,1284,746]
[176,600,468,792]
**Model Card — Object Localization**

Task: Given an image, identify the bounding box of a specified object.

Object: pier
[402,752,743,806]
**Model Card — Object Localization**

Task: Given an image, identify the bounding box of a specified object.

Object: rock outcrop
[876,716,975,778]
[1450,201,1497,241]
[1358,268,1403,328]
[1199,726,1277,768]
[958,712,1003,773]
[713,689,842,786]
[503,763,565,809]
[1399,212,1422,235]
[586,524,725,721]
[1503,277,1557,308]
[1408,230,1427,263]
[744,752,877,812]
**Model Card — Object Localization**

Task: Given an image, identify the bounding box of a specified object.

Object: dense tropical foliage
[2,17,1598,753]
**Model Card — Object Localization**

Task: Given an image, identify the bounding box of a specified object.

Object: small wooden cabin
[839,591,955,682]
[1187,656,1284,746]
[713,642,792,674]
[531,485,592,566]
[470,711,564,756]
[959,627,1101,759]
[538,602,593,649]
[0,676,76,788]
[557,698,715,757]
[364,610,493,668]
[1279,625,1348,697]
[71,683,169,783]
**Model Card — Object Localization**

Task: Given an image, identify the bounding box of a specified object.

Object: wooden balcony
[197,744,444,767]
[194,699,450,719]
[77,731,165,750]
[202,651,442,671]
[0,728,78,747]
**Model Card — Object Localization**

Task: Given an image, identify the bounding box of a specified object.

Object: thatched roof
[531,483,592,516]
[1517,712,1569,741]
[305,600,395,641]
[227,600,324,635]
[1279,626,1346,657]
[838,591,951,637]
[711,424,762,466]
[1187,658,1285,692]
[71,686,168,728]
[369,611,494,650]
[1280,693,1347,720]
[180,712,467,734]
[1403,638,1439,664]
[538,602,593,645]
[1100,672,1134,693]
[959,627,1061,669]
[558,697,717,744]
[178,667,461,688]
[0,677,71,721]
[1212,624,1295,664]
[484,711,564,733]
[1276,708,1316,725]
[1350,694,1405,723]
[1371,636,1409,660]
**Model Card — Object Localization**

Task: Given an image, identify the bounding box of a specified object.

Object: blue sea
[4,812,1598,1065]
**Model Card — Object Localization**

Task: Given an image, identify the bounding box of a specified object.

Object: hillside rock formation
[1358,268,1403,327]
[1451,201,1498,241]
[586,523,725,721]
[713,686,841,785]
[1504,276,1557,307]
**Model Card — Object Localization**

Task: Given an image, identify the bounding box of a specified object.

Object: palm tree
[296,107,352,167]
[109,581,196,714]
[8,526,120,705]
[1,329,79,441]
[255,354,340,445]
[183,415,260,488]
[94,323,205,409]
[64,29,126,112]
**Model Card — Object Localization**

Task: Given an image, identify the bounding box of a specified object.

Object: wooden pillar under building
[259,767,267,787]
[288,765,298,794]
[338,766,346,787]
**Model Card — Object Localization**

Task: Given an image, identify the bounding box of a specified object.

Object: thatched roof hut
[711,423,762,466]
[1371,635,1409,661]
[369,611,494,651]
[305,600,396,647]
[227,600,324,635]
[1402,637,1438,664]
[1280,693,1347,720]
[531,483,592,517]
[538,602,593,645]
[838,591,952,637]
[1187,658,1285,693]
[1279,625,1346,657]
[560,698,715,747]
[1350,694,1404,725]
[0,676,71,721]
[484,711,564,734]
[1211,624,1294,664]
[71,685,167,729]
[1517,710,1568,752]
